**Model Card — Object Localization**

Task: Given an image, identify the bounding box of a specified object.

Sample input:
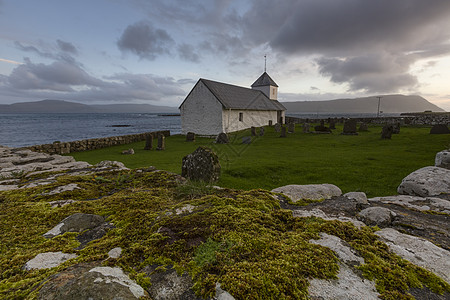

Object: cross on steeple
[264,54,267,72]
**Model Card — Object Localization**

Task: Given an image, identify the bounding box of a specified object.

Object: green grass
[68,124,449,197]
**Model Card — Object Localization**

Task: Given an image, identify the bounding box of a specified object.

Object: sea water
[0,113,181,148]
[0,112,401,148]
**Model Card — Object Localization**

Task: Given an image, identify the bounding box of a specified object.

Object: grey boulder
[272,184,342,202]
[43,213,105,239]
[37,263,146,300]
[357,207,397,226]
[24,251,77,271]
[376,228,450,284]
[435,150,450,169]
[343,192,368,204]
[397,166,450,197]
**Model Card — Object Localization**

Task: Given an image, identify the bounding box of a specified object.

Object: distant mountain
[0,100,178,114]
[281,95,445,113]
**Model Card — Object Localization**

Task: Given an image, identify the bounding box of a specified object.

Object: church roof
[195,78,285,111]
[251,72,279,87]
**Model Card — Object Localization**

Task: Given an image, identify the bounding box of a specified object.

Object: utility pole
[376,96,382,118]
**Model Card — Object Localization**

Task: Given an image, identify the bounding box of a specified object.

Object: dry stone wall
[26,130,170,155]
[285,113,450,126]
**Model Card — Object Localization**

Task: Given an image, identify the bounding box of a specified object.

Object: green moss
[1,168,449,299]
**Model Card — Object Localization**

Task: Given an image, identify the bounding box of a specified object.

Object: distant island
[281,95,445,113]
[0,100,179,114]
[0,94,445,114]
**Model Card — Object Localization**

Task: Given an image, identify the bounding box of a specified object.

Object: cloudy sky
[1,0,450,110]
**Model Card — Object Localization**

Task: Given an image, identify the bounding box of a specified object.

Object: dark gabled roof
[251,72,279,87]
[196,78,285,111]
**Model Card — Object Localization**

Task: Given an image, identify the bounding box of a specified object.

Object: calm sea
[0,112,400,148]
[0,113,181,148]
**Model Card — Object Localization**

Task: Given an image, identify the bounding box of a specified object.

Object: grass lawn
[68,124,449,197]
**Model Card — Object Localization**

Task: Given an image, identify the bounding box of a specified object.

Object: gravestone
[156,135,165,150]
[342,119,358,135]
[430,124,450,134]
[358,123,368,132]
[314,121,331,133]
[303,123,310,133]
[288,123,295,133]
[269,120,273,126]
[259,127,265,136]
[280,126,287,137]
[329,120,336,130]
[392,123,400,134]
[242,136,252,144]
[274,123,281,132]
[181,147,221,182]
[381,125,393,139]
[251,126,257,136]
[144,134,153,150]
[186,132,195,142]
[216,132,229,144]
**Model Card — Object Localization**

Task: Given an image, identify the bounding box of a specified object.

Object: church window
[239,112,243,122]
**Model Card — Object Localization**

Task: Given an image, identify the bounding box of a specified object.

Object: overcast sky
[1,0,450,110]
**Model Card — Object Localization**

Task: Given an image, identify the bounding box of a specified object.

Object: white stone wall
[180,81,224,135]
[222,110,278,133]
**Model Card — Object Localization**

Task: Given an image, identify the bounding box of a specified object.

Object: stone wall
[26,130,170,155]
[285,113,449,126]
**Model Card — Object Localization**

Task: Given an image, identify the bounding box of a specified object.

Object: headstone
[216,132,229,144]
[392,122,400,134]
[274,123,281,132]
[186,132,195,142]
[288,123,295,133]
[259,127,265,136]
[280,126,287,137]
[303,123,310,133]
[268,120,273,126]
[329,120,336,130]
[358,123,368,132]
[381,125,393,139]
[121,148,134,155]
[242,136,252,144]
[342,119,358,135]
[430,124,450,134]
[157,135,165,150]
[144,134,153,150]
[314,123,331,133]
[181,147,221,182]
[251,126,257,136]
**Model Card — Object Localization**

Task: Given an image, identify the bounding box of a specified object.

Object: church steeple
[251,72,278,100]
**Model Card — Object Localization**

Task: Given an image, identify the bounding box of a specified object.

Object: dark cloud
[57,39,77,55]
[1,58,186,105]
[177,43,200,62]
[15,40,79,64]
[316,52,419,93]
[117,21,174,60]
[237,0,450,93]
[8,58,103,92]
[262,0,450,55]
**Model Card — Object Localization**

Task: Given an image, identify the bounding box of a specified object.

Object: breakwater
[285,112,450,126]
[26,130,170,155]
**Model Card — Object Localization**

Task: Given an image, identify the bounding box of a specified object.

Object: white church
[179,72,286,135]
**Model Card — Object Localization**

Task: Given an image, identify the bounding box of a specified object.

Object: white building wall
[251,85,278,100]
[180,81,224,135]
[222,110,278,133]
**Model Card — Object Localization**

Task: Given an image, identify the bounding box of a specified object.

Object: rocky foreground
[0,146,449,299]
